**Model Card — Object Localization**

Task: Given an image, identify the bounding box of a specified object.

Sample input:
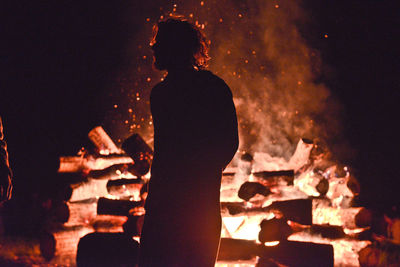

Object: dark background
[305,1,400,209]
[1,1,399,209]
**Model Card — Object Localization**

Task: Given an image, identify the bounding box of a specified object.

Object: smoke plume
[105,0,343,160]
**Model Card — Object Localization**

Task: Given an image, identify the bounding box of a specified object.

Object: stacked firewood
[33,128,400,266]
[217,139,378,266]
[37,127,152,265]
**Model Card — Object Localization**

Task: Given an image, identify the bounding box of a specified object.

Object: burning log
[69,179,109,202]
[259,218,348,243]
[39,225,92,261]
[312,200,373,228]
[58,154,133,173]
[238,181,271,201]
[257,240,334,267]
[106,178,144,200]
[76,232,139,267]
[217,238,333,266]
[294,170,330,197]
[217,238,261,261]
[91,215,128,233]
[252,170,294,186]
[96,197,142,216]
[121,133,153,177]
[88,126,121,154]
[66,198,98,226]
[87,163,132,180]
[222,199,312,225]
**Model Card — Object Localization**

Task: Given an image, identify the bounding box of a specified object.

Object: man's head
[151,18,210,71]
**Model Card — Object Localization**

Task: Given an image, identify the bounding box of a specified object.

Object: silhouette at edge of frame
[138,18,239,267]
[0,116,13,204]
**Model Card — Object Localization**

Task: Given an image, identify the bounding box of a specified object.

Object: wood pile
[38,127,150,265]
[4,128,400,266]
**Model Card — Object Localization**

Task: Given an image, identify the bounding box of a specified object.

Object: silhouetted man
[0,117,12,203]
[139,18,239,267]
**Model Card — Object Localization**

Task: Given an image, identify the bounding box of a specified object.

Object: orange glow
[264,241,280,246]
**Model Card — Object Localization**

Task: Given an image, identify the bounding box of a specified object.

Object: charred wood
[106,178,144,198]
[257,241,333,267]
[259,218,350,243]
[238,182,271,201]
[258,218,292,243]
[316,177,330,196]
[97,197,142,216]
[312,202,373,229]
[76,232,139,267]
[122,134,153,177]
[39,225,92,262]
[305,224,346,239]
[217,238,261,261]
[222,199,312,225]
[88,163,132,180]
[267,199,313,225]
[91,215,128,232]
[252,170,294,186]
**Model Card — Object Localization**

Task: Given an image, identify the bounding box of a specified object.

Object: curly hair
[151,18,210,70]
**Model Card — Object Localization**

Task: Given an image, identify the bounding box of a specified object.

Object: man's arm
[0,116,12,202]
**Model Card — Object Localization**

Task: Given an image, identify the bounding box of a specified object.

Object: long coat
[139,69,239,267]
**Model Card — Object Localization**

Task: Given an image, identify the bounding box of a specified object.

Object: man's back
[140,69,238,267]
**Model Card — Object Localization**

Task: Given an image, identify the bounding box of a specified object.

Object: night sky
[1,1,399,209]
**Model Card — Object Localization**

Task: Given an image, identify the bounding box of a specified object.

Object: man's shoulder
[198,70,233,97]
[198,70,225,84]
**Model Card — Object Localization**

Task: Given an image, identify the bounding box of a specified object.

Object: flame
[222,214,272,241]
[294,169,321,197]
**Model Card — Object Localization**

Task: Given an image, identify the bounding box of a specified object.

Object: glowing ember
[264,241,280,246]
